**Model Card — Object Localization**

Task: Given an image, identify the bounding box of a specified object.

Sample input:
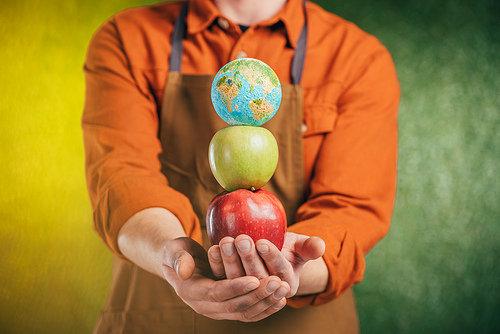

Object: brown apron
[94,2,359,333]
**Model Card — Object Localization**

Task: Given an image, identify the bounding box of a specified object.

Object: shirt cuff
[92,177,203,261]
[286,217,366,308]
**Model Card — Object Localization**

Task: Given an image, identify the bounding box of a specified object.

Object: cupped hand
[160,237,289,322]
[208,232,325,297]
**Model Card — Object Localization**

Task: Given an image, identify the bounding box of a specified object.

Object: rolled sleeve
[92,177,201,260]
[82,18,201,260]
[288,46,400,307]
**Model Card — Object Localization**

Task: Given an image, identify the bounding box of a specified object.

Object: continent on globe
[249,98,274,121]
[216,77,240,113]
[211,58,282,126]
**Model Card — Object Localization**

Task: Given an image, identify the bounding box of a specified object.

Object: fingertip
[280,279,291,292]
[272,298,287,310]
[208,245,221,260]
[313,236,326,255]
[267,275,282,283]
[244,281,259,293]
[256,238,278,254]
[219,237,236,257]
[249,276,260,286]
[219,236,235,244]
[176,253,195,280]
[235,235,253,253]
[305,236,326,259]
[241,275,260,293]
[234,234,252,242]
[255,241,270,255]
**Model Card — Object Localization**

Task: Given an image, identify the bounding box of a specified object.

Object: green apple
[208,126,279,192]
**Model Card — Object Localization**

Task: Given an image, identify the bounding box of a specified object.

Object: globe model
[211,58,282,126]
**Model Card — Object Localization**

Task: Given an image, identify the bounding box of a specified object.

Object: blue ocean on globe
[211,58,282,127]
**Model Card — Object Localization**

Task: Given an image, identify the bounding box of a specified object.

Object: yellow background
[0,1,154,332]
[1,0,499,333]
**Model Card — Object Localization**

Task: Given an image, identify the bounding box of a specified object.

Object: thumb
[295,236,326,261]
[172,250,196,280]
[163,239,196,281]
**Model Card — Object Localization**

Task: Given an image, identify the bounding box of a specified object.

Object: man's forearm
[117,207,187,278]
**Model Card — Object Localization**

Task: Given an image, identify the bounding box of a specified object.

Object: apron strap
[169,1,189,72]
[290,1,308,85]
[169,1,308,84]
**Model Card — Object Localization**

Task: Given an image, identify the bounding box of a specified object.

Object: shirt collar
[186,0,306,49]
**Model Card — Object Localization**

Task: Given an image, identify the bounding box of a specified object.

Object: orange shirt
[83,0,400,307]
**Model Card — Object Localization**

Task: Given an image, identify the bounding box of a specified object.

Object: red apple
[206,188,287,250]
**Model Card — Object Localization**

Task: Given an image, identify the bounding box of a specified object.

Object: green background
[1,0,499,332]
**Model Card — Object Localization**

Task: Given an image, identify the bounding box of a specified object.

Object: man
[82,0,400,332]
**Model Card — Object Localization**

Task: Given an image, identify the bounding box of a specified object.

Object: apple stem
[250,186,256,192]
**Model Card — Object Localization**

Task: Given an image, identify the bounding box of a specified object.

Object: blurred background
[0,0,499,332]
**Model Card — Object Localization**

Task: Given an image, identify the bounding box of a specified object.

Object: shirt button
[217,17,230,30]
[301,123,307,133]
[235,51,248,59]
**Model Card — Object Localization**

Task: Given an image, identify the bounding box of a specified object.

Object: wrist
[117,207,187,277]
[296,257,329,296]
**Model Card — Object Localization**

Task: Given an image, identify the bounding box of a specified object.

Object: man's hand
[118,208,289,322]
[208,232,327,297]
[161,237,290,322]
